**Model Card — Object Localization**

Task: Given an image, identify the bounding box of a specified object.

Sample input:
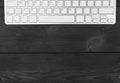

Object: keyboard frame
[4,0,116,25]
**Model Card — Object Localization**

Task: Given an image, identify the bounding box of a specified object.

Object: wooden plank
[0,8,120,52]
[0,54,120,83]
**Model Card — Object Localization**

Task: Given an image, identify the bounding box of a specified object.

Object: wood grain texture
[0,54,120,83]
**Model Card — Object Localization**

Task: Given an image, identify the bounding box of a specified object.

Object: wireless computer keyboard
[5,0,116,25]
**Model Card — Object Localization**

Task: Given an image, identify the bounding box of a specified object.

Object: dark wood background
[0,0,120,83]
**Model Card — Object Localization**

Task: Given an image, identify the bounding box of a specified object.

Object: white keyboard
[5,0,116,25]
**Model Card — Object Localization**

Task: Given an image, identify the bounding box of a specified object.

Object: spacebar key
[39,16,74,22]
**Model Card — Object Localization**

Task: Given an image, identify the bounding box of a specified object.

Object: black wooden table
[0,0,120,83]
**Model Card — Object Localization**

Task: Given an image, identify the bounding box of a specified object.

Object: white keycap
[111,0,115,6]
[54,8,60,14]
[107,15,114,19]
[108,18,114,23]
[95,1,102,6]
[101,15,107,18]
[31,8,37,14]
[69,8,75,14]
[91,8,98,14]
[14,15,20,23]
[57,1,63,6]
[76,8,82,14]
[76,16,84,22]
[39,16,74,22]
[103,1,109,6]
[61,8,67,14]
[6,1,17,6]
[27,0,33,6]
[92,15,100,19]
[85,16,91,22]
[42,1,48,6]
[101,19,107,23]
[65,1,71,6]
[80,1,86,6]
[35,1,41,6]
[50,1,56,6]
[6,16,13,23]
[16,8,22,15]
[88,1,94,6]
[93,19,99,23]
[73,1,79,6]
[19,0,26,6]
[21,16,28,23]
[46,9,52,14]
[84,8,90,14]
[23,8,30,14]
[29,15,37,23]
[99,8,114,14]
[7,8,14,14]
[39,9,45,14]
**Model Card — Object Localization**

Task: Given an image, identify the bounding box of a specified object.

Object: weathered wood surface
[0,54,119,83]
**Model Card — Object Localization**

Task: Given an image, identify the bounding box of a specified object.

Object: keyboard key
[21,16,28,23]
[80,1,86,6]
[42,1,49,6]
[14,15,20,23]
[76,16,84,22]
[101,19,107,23]
[103,1,109,6]
[93,19,99,23]
[31,8,37,14]
[35,1,41,6]
[27,0,33,6]
[6,16,13,23]
[54,8,60,14]
[88,1,94,6]
[76,8,82,14]
[65,1,71,6]
[39,9,45,14]
[6,1,17,6]
[99,8,114,14]
[39,16,74,22]
[84,8,90,14]
[92,15,100,19]
[7,8,14,14]
[19,0,26,6]
[72,1,79,6]
[111,0,115,6]
[101,15,107,18]
[46,9,52,14]
[23,8,30,14]
[69,8,75,14]
[29,15,37,23]
[50,0,56,6]
[61,8,67,14]
[85,16,92,22]
[91,8,98,14]
[108,18,114,23]
[16,8,22,15]
[95,1,102,6]
[57,1,63,6]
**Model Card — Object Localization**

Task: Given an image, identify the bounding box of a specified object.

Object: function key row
[7,0,112,7]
